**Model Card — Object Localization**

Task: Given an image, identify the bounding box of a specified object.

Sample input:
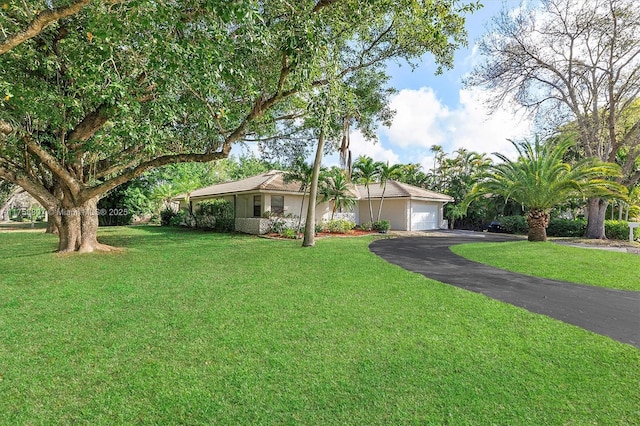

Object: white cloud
[381,86,532,162]
[348,130,400,165]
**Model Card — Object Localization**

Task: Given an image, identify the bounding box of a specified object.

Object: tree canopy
[0,0,479,252]
[467,0,640,238]
[464,138,627,241]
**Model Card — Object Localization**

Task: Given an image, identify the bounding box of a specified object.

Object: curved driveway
[369,233,640,348]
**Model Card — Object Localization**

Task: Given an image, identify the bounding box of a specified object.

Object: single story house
[175,170,453,234]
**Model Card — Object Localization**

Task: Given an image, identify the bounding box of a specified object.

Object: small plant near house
[279,228,298,239]
[169,209,192,227]
[160,208,177,226]
[359,221,374,231]
[320,219,356,234]
[195,199,235,232]
[373,219,390,233]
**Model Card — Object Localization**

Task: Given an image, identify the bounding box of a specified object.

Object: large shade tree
[463,138,627,242]
[467,0,640,239]
[0,0,479,252]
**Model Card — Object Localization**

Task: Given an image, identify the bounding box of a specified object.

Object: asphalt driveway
[369,232,640,349]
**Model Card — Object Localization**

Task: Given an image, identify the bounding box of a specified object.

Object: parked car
[486,221,506,233]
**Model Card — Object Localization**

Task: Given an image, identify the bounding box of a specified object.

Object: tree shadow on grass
[96,225,248,249]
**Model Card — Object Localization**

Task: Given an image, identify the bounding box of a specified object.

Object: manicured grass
[451,241,640,291]
[0,227,638,425]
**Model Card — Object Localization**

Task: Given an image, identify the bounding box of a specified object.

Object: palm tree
[319,168,357,220]
[352,156,382,223]
[398,163,428,187]
[376,162,402,221]
[463,138,627,242]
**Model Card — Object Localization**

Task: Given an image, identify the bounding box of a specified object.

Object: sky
[328,0,533,172]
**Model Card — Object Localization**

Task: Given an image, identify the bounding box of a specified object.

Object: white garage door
[411,203,438,230]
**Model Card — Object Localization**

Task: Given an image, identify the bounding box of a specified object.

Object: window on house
[271,196,284,215]
[253,195,261,217]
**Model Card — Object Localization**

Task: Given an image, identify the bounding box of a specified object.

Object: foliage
[168,209,191,227]
[465,138,627,241]
[194,199,235,232]
[0,0,479,251]
[467,0,640,238]
[352,156,383,223]
[498,215,528,235]
[373,219,391,232]
[0,179,15,206]
[0,227,638,424]
[279,227,298,239]
[359,221,374,231]
[319,167,356,221]
[319,219,356,234]
[605,220,640,241]
[160,207,177,227]
[546,219,587,238]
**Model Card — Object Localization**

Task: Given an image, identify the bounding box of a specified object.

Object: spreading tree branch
[0,0,92,55]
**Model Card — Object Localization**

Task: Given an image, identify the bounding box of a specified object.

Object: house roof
[176,170,303,200]
[356,180,454,202]
[175,170,453,203]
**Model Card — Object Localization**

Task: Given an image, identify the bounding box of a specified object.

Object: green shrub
[195,199,235,232]
[169,210,190,227]
[160,208,177,226]
[547,218,587,237]
[269,217,288,234]
[279,228,298,239]
[605,220,639,240]
[499,215,528,234]
[373,219,390,233]
[360,221,374,231]
[320,219,356,233]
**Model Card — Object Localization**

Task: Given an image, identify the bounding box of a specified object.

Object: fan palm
[352,156,382,223]
[319,168,357,220]
[464,138,627,242]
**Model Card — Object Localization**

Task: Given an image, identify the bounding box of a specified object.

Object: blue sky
[336,0,533,171]
[241,1,533,169]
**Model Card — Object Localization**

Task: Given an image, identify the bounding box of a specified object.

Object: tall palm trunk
[366,185,373,223]
[527,209,550,242]
[376,183,387,221]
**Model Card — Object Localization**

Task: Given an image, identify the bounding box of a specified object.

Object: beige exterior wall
[358,199,409,230]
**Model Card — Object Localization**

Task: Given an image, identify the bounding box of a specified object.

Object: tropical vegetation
[0,0,478,253]
[468,0,640,238]
[463,138,627,242]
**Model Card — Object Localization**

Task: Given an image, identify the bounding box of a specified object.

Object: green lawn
[1,227,638,425]
[451,241,640,291]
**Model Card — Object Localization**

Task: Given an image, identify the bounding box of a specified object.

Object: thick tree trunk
[586,197,608,239]
[46,216,58,234]
[527,209,549,242]
[50,197,115,253]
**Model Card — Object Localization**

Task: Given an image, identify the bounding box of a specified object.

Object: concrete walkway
[369,232,640,349]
